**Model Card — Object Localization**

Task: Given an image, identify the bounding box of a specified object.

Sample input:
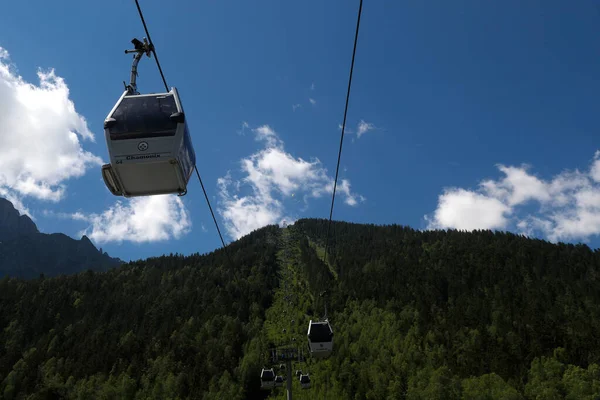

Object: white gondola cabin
[102,87,195,197]
[102,38,196,197]
[307,319,334,358]
[260,368,275,390]
[299,374,311,389]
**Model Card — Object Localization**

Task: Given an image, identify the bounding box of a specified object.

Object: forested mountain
[0,198,122,279]
[1,218,600,399]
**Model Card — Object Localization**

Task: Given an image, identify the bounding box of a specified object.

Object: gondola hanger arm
[123,37,153,95]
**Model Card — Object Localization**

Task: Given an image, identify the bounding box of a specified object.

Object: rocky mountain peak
[0,197,123,278]
[0,198,38,241]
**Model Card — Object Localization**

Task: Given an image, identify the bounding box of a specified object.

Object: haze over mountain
[0,197,122,279]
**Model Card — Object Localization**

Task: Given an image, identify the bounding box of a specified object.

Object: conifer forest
[2,219,600,399]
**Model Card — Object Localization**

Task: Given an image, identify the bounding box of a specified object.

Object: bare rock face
[0,198,38,241]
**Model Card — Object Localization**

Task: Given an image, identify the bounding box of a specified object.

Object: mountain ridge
[0,197,123,278]
[0,198,38,241]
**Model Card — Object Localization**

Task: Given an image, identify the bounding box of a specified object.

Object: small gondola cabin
[299,374,311,389]
[307,319,334,358]
[260,368,275,390]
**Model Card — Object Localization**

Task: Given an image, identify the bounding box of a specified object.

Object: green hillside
[2,219,600,399]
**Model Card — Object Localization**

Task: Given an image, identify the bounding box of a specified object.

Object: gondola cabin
[275,376,284,387]
[260,368,275,390]
[299,374,311,389]
[102,87,196,197]
[307,319,334,358]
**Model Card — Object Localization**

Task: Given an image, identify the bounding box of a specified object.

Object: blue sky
[1,0,599,262]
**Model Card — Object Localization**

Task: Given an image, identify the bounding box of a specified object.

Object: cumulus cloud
[480,165,551,206]
[74,196,191,244]
[425,152,600,243]
[218,124,364,240]
[292,104,301,111]
[425,188,511,231]
[253,125,280,148]
[218,173,289,241]
[309,98,316,105]
[0,46,103,204]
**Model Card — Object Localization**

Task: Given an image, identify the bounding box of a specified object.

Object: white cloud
[75,196,191,244]
[292,104,301,111]
[218,184,284,240]
[0,47,103,204]
[310,82,315,91]
[356,120,375,138]
[0,187,33,219]
[338,179,366,206]
[425,152,600,243]
[253,125,281,148]
[218,124,363,240]
[309,98,316,105]
[426,188,511,231]
[590,150,600,182]
[481,165,550,206]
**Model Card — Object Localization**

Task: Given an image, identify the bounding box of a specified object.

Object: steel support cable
[134,0,168,92]
[133,0,231,263]
[323,0,364,265]
[194,166,230,258]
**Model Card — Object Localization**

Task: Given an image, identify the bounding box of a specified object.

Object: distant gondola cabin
[299,374,311,389]
[260,368,275,390]
[307,319,334,358]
